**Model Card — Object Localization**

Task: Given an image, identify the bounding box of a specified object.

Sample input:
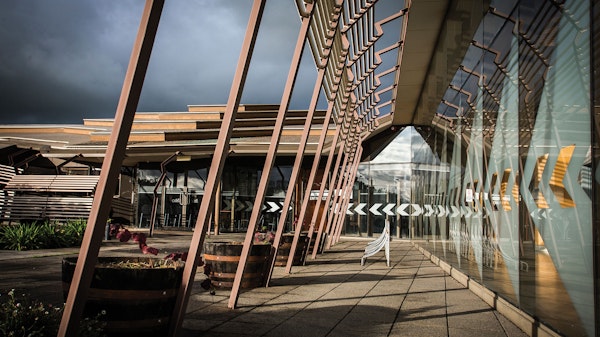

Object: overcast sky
[0,0,321,124]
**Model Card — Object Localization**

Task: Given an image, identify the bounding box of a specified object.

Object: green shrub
[0,223,45,251]
[60,219,87,246]
[0,220,87,250]
[38,221,69,249]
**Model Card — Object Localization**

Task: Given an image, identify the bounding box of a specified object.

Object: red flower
[140,243,158,255]
[131,232,147,245]
[116,229,131,242]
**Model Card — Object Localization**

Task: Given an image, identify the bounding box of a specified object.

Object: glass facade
[348,1,597,336]
[135,158,297,233]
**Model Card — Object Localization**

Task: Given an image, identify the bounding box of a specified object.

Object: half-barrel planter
[203,241,272,289]
[274,233,310,266]
[62,257,184,337]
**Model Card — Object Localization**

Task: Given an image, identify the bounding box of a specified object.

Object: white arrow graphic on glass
[461,206,472,218]
[382,203,395,216]
[437,205,446,217]
[346,204,354,215]
[424,204,435,216]
[397,203,410,216]
[267,201,280,212]
[235,201,246,212]
[369,203,382,215]
[450,206,460,217]
[222,199,232,211]
[354,203,367,215]
[411,204,423,216]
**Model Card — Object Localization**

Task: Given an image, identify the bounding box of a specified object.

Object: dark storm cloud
[0,0,317,124]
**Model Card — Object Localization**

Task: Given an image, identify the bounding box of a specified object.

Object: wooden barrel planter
[203,241,272,289]
[62,257,184,337]
[275,233,309,266]
[309,231,327,254]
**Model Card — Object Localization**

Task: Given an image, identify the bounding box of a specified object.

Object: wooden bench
[4,175,99,194]
[360,220,390,267]
[0,174,99,223]
[1,196,93,222]
[0,164,18,188]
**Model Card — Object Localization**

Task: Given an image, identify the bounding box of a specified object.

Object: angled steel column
[324,144,349,249]
[270,65,326,279]
[281,98,331,274]
[310,125,341,259]
[330,135,360,245]
[330,150,353,245]
[169,1,266,335]
[58,1,164,336]
[282,0,345,274]
[332,143,362,245]
[298,102,334,259]
[227,1,314,309]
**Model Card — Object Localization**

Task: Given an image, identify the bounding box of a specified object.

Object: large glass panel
[349,0,594,335]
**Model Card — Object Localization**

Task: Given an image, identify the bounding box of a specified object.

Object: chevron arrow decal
[354,203,367,215]
[369,203,382,215]
[382,203,395,216]
[424,204,435,216]
[267,201,280,212]
[397,203,410,216]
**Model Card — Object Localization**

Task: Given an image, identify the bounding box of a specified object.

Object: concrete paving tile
[229,309,297,326]
[389,322,448,337]
[328,324,392,337]
[449,326,511,337]
[447,310,503,331]
[209,320,278,336]
[182,318,225,332]
[495,312,528,336]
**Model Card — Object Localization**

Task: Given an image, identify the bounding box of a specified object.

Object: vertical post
[58,1,164,336]
[149,151,180,236]
[169,1,266,335]
[228,1,314,309]
[214,179,221,235]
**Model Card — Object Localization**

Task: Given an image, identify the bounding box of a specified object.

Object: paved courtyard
[0,232,528,337]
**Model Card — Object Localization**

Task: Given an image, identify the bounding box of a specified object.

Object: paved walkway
[0,231,528,337]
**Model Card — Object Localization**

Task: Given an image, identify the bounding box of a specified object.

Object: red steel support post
[309,125,341,259]
[269,66,326,280]
[324,144,349,249]
[282,0,345,274]
[281,98,330,274]
[169,1,266,334]
[329,153,352,245]
[227,1,314,309]
[58,1,164,335]
[332,144,362,244]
